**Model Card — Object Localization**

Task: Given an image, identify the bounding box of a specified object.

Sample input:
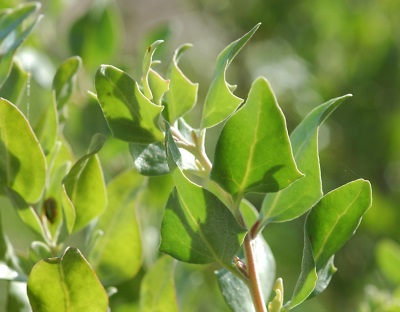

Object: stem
[244,233,267,312]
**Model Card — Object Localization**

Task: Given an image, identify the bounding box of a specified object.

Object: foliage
[0,2,375,312]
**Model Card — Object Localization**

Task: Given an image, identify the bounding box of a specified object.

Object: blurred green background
[1,0,400,311]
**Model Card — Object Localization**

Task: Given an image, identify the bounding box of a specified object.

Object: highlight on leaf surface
[201,23,261,128]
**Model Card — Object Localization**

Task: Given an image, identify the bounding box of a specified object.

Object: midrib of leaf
[261,125,320,221]
[58,262,71,311]
[312,188,363,264]
[177,192,228,266]
[236,93,263,198]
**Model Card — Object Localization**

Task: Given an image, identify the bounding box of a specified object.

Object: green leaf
[95,65,164,143]
[141,40,167,101]
[0,213,20,281]
[52,56,82,111]
[159,126,246,264]
[0,2,41,87]
[287,179,372,309]
[139,255,178,312]
[89,170,144,285]
[129,141,169,176]
[376,239,400,285]
[260,95,352,224]
[165,44,198,123]
[0,98,46,203]
[27,247,108,312]
[201,23,260,128]
[4,187,43,236]
[216,235,275,312]
[34,95,58,155]
[63,134,107,233]
[0,61,28,105]
[68,4,120,70]
[211,77,302,199]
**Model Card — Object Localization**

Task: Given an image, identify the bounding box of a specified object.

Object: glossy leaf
[376,239,400,285]
[52,56,82,110]
[211,77,302,199]
[63,134,106,233]
[95,65,164,143]
[159,126,246,264]
[27,247,108,312]
[139,255,178,312]
[89,170,144,285]
[0,2,41,86]
[165,44,198,122]
[129,141,169,176]
[0,98,46,203]
[0,61,28,105]
[201,23,260,128]
[288,179,372,308]
[217,235,275,312]
[260,95,352,224]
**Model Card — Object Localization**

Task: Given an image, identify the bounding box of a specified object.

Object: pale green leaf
[89,170,144,285]
[95,65,164,143]
[27,247,108,312]
[63,134,107,233]
[148,68,169,105]
[165,44,198,122]
[52,56,82,110]
[260,94,352,224]
[139,256,178,312]
[159,126,246,264]
[211,77,302,199]
[0,98,46,203]
[201,23,260,128]
[141,40,164,100]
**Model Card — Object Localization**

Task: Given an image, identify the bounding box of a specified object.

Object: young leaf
[0,2,41,87]
[139,255,178,312]
[260,94,352,225]
[165,44,198,123]
[89,170,144,285]
[159,126,246,265]
[27,247,108,312]
[0,98,46,203]
[0,61,28,105]
[141,40,169,103]
[129,141,169,176]
[63,134,107,233]
[95,65,164,143]
[201,23,260,128]
[35,94,58,155]
[216,235,276,312]
[287,179,372,309]
[52,56,82,111]
[211,77,302,199]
